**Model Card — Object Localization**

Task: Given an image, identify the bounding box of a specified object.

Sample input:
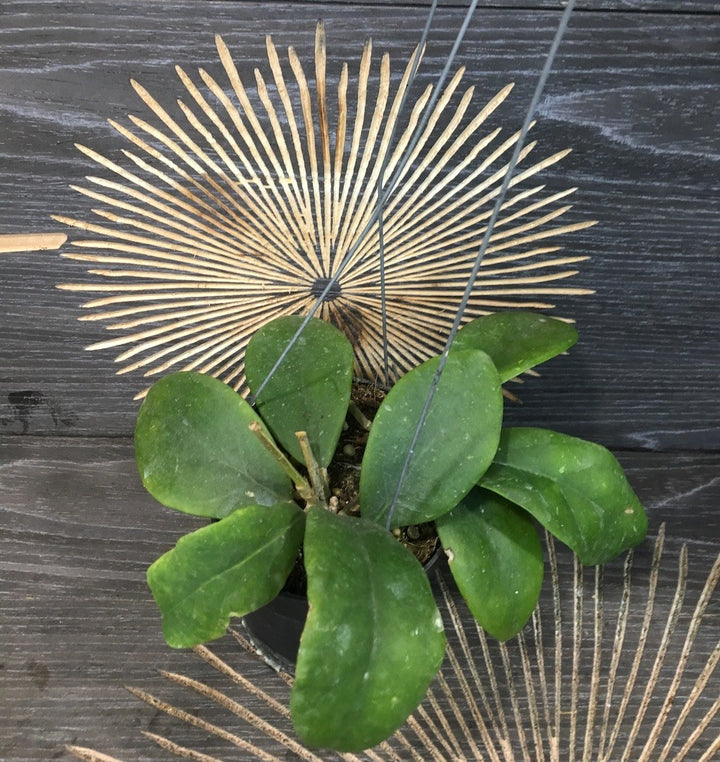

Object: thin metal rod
[252,0,476,402]
[378,0,440,386]
[380,0,482,210]
[378,194,390,385]
[385,0,577,529]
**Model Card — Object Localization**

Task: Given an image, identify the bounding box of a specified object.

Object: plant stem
[247,422,315,504]
[296,431,328,508]
[348,401,372,431]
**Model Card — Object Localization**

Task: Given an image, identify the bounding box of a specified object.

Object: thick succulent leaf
[135,372,293,518]
[436,487,543,641]
[360,349,502,528]
[291,507,445,752]
[480,428,647,565]
[147,502,305,648]
[245,315,354,467]
[453,311,578,382]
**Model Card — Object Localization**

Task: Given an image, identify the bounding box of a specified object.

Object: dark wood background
[2,2,718,760]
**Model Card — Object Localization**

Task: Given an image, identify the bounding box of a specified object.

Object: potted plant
[135,309,646,752]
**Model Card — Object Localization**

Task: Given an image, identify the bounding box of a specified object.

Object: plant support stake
[385,0,578,529]
[251,0,481,403]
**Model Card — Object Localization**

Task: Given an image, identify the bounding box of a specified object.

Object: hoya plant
[135,311,646,752]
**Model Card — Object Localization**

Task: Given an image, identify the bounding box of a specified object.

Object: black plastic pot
[242,588,308,669]
[242,545,442,672]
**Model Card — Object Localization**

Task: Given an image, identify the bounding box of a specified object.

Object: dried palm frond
[0,232,67,253]
[56,22,594,398]
[66,527,719,762]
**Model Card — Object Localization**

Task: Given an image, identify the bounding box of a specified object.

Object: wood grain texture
[1,2,718,448]
[1,438,718,761]
[1,5,718,757]
[202,1,720,13]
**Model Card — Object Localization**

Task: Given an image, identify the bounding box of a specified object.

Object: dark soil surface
[328,381,439,564]
[285,380,440,596]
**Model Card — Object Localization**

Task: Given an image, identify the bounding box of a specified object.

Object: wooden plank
[1,438,718,760]
[2,7,717,761]
[1,2,718,449]
[103,1,720,14]
[320,1,720,12]
[348,1,718,10]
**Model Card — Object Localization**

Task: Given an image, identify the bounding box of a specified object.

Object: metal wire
[384,0,577,529]
[250,0,578,531]
[377,0,442,386]
[251,0,478,402]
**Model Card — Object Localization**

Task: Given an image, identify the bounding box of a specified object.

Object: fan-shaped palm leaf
[67,527,719,761]
[57,23,594,397]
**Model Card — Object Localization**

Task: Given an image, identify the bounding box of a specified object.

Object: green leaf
[147,502,305,648]
[360,349,503,528]
[454,311,578,382]
[436,488,543,641]
[135,372,293,518]
[480,428,647,565]
[245,316,354,467]
[291,507,445,752]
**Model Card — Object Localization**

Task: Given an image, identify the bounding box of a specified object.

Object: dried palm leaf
[57,22,594,398]
[66,526,719,761]
[0,232,67,253]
